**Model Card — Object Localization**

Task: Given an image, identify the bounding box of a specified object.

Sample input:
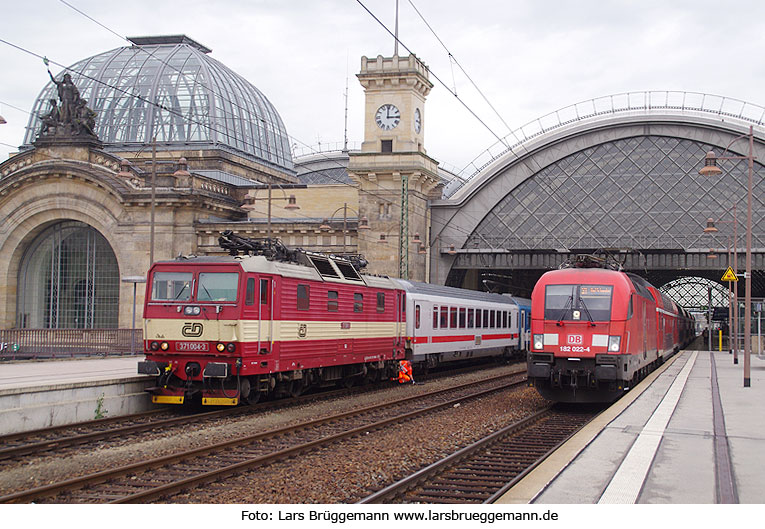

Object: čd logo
[182,322,204,337]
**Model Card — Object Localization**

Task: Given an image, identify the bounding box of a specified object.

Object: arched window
[17,221,119,328]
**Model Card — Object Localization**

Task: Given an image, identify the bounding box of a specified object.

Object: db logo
[568,334,583,345]
[181,322,204,337]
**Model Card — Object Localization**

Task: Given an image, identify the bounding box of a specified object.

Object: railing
[0,329,143,361]
[443,91,765,198]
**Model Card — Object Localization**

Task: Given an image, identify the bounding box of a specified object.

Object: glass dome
[23,35,294,173]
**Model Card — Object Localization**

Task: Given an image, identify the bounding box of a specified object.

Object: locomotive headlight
[216,343,226,352]
[160,341,169,351]
[533,334,544,350]
[608,336,621,352]
[183,305,201,316]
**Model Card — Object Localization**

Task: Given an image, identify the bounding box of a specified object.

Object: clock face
[414,108,421,134]
[375,104,400,130]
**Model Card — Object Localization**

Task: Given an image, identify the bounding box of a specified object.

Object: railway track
[0,371,526,503]
[359,406,600,504]
[0,361,521,466]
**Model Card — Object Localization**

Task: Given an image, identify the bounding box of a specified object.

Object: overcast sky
[2,0,765,172]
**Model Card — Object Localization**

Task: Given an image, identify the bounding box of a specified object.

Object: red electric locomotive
[139,234,405,405]
[527,256,692,403]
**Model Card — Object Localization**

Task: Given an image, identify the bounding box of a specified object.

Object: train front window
[197,273,239,302]
[152,272,192,301]
[578,286,613,321]
[544,284,613,321]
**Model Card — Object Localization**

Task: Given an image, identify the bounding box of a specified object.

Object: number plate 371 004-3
[176,341,209,352]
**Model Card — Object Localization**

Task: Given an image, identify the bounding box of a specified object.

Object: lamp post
[703,208,738,363]
[319,203,371,254]
[121,276,146,355]
[243,184,300,238]
[699,125,756,387]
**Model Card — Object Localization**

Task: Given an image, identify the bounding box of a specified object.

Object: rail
[0,329,143,360]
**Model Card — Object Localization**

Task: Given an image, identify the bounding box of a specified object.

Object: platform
[496,349,765,504]
[0,356,154,435]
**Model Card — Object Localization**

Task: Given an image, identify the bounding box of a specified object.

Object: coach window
[245,278,256,306]
[415,305,421,329]
[467,308,474,328]
[377,292,385,313]
[476,309,482,328]
[440,306,448,328]
[484,309,489,327]
[503,311,508,328]
[260,279,269,305]
[327,290,339,311]
[459,308,466,329]
[297,284,310,311]
[433,307,439,329]
[450,307,458,328]
[354,293,364,312]
[490,310,496,328]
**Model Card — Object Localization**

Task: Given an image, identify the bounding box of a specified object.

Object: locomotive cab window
[245,278,256,306]
[297,284,310,311]
[260,279,269,305]
[544,284,613,321]
[197,272,239,302]
[151,272,192,301]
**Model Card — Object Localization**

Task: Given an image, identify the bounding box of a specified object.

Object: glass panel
[152,272,192,301]
[578,285,613,321]
[354,293,363,313]
[260,279,269,305]
[377,292,385,313]
[545,285,575,320]
[297,284,310,311]
[245,278,255,306]
[328,290,339,311]
[197,272,239,302]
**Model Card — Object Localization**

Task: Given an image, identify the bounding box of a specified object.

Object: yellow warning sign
[721,267,739,282]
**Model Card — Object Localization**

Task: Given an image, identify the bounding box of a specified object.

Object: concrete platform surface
[0,356,153,434]
[0,356,145,393]
[496,349,765,504]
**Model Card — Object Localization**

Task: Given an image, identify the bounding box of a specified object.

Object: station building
[2,34,765,334]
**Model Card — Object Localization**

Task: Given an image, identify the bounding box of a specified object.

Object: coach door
[258,276,274,355]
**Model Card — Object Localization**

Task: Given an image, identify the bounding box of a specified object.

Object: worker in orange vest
[396,360,414,384]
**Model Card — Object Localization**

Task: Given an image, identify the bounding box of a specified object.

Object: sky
[2,0,765,173]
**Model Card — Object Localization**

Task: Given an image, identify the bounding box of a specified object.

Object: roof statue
[35,69,99,145]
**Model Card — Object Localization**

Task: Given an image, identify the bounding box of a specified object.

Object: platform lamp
[699,125,756,387]
[319,203,370,254]
[242,185,300,239]
[121,276,146,355]
[703,214,739,363]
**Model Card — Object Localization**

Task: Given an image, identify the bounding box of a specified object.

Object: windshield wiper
[578,297,597,327]
[557,295,573,326]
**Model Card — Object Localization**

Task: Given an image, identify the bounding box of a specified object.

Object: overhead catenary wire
[9,1,496,241]
[0,34,486,245]
[1,2,512,248]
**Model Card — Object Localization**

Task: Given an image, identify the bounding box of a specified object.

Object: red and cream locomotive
[527,255,694,403]
[139,233,527,405]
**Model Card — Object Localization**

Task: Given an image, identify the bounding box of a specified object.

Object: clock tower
[348,54,441,281]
